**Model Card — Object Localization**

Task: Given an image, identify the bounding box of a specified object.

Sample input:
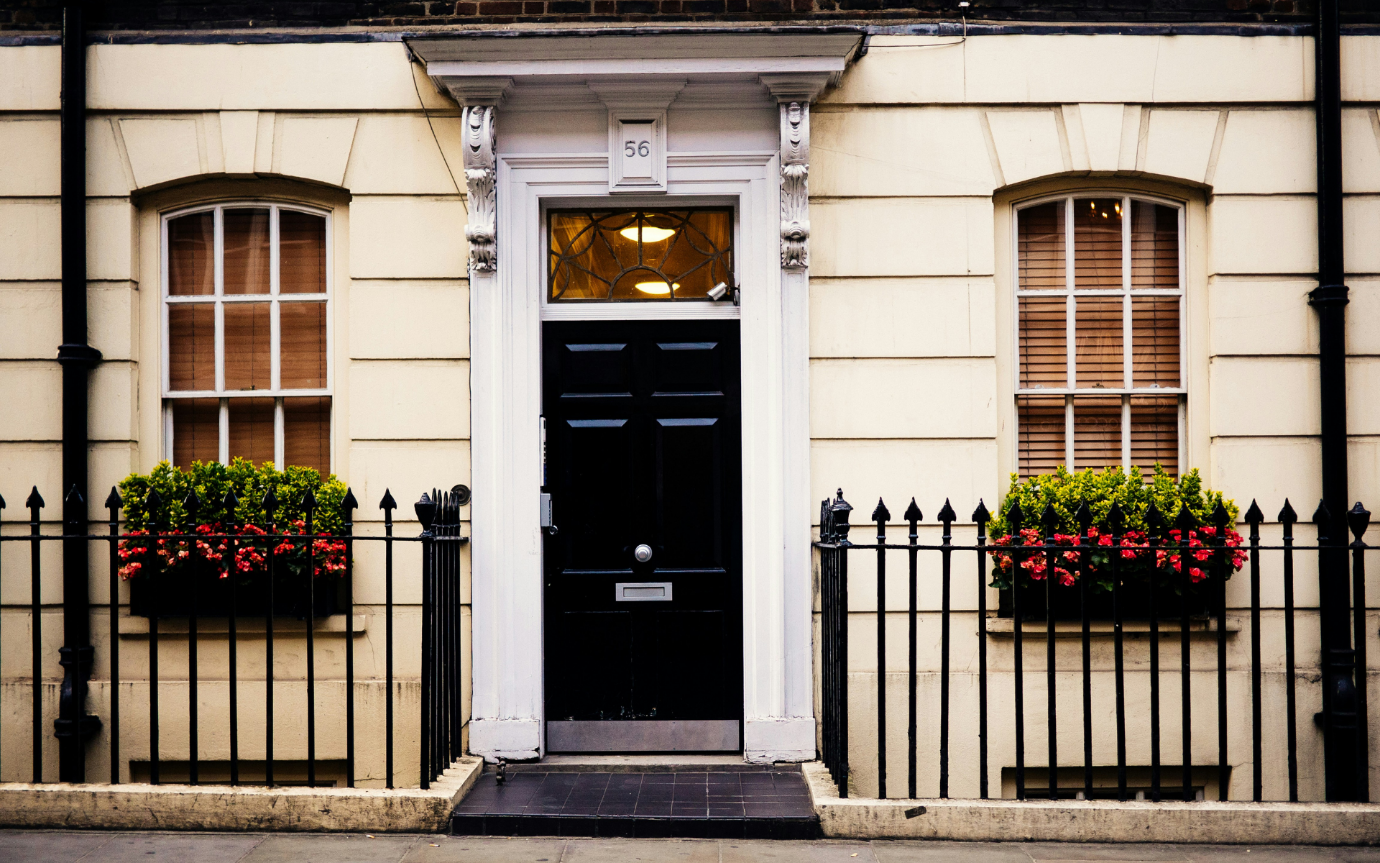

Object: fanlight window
[548,209,733,302]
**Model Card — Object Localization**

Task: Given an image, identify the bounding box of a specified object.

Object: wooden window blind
[164,204,331,475]
[1015,196,1184,478]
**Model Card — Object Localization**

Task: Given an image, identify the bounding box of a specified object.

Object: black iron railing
[0,484,467,790]
[816,489,1372,803]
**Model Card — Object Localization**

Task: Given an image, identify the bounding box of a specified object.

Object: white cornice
[415,31,860,107]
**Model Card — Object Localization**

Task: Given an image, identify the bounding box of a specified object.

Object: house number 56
[625,140,650,157]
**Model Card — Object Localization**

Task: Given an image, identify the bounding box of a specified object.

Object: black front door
[542,319,743,752]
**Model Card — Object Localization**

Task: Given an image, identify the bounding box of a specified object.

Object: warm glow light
[619,225,676,243]
[635,281,678,295]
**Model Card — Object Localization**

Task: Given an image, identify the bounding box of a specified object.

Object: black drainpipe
[55,1,103,783]
[1310,0,1358,802]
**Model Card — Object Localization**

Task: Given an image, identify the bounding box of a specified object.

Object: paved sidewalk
[3,832,1379,863]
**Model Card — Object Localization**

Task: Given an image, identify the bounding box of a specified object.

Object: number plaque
[609,116,666,193]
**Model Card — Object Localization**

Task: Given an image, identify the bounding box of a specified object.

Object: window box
[127,560,347,620]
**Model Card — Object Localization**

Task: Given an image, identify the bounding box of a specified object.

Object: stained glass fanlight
[548,209,733,302]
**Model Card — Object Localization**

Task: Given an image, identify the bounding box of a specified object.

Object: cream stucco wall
[0,32,1378,796]
[0,42,471,787]
[809,33,1380,801]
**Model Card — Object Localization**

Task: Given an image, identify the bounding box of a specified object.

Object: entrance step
[508,754,793,773]
[450,767,818,839]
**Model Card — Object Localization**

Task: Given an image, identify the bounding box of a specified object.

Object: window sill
[984,617,1239,639]
[116,613,367,638]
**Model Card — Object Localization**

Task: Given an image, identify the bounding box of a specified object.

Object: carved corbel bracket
[760,74,829,272]
[461,104,497,273]
[777,101,810,271]
[432,76,510,274]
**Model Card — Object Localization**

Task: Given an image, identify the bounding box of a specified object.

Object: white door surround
[414,31,862,763]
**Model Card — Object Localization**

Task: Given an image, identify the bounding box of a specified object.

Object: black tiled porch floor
[450,769,819,838]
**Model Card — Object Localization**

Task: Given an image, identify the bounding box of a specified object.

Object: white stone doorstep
[801,762,1380,845]
[0,757,482,833]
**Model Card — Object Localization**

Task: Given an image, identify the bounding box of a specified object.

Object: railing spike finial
[1243,499,1264,526]
[415,492,437,531]
[1211,500,1231,529]
[1007,500,1025,533]
[65,484,85,507]
[379,488,397,512]
[1107,501,1125,534]
[831,490,853,544]
[1347,502,1370,541]
[971,498,990,526]
[1278,498,1297,525]
[104,486,123,511]
[26,486,45,510]
[904,497,922,525]
[1174,502,1196,533]
[342,488,359,513]
[260,488,278,517]
[871,497,890,524]
[222,489,239,520]
[1311,498,1331,527]
[937,498,957,524]
[1146,503,1166,535]
[1074,501,1093,532]
[301,488,317,512]
[181,487,200,520]
[1039,501,1059,533]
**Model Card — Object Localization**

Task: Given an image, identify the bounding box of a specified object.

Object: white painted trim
[467,147,814,764]
[425,57,846,80]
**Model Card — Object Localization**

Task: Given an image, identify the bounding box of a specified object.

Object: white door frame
[467,149,816,763]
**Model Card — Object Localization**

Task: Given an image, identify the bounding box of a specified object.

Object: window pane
[228,397,275,466]
[1131,395,1179,476]
[168,212,214,296]
[223,303,271,391]
[1072,395,1122,471]
[172,398,219,468]
[168,304,216,391]
[1132,296,1180,388]
[284,396,331,476]
[549,209,733,302]
[1073,198,1123,289]
[1019,296,1067,389]
[224,208,270,295]
[280,210,326,294]
[1074,297,1124,388]
[280,302,327,389]
[1131,201,1179,290]
[1017,395,1066,478]
[1018,201,1065,291]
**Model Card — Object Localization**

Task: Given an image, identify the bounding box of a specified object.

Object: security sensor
[708,281,729,301]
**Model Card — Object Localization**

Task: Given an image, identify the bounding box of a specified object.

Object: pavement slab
[3,831,1379,863]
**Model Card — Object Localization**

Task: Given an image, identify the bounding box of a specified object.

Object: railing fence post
[343,489,359,788]
[972,500,990,800]
[416,492,438,790]
[904,498,921,800]
[871,498,890,799]
[105,489,121,784]
[1348,502,1371,802]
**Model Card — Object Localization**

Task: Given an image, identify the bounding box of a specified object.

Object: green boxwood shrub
[986,465,1245,594]
[118,459,348,535]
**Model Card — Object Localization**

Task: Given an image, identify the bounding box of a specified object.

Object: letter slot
[616,582,673,602]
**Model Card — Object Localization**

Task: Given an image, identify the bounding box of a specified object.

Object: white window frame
[1012,191,1188,473]
[160,201,334,470]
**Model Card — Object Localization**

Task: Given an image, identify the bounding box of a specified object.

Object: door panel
[543,319,742,747]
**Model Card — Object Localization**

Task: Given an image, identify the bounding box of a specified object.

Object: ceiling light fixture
[619,225,676,243]
[635,281,678,295]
